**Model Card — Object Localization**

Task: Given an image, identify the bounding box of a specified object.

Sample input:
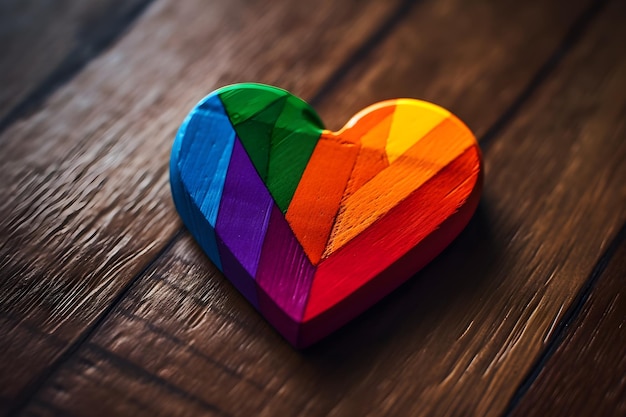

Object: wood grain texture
[25,240,277,417]
[13,0,626,415]
[312,0,592,136]
[509,229,626,417]
[2,0,625,415]
[0,0,151,125]
[0,0,405,411]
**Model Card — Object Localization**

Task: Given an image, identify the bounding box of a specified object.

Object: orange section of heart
[285,99,476,265]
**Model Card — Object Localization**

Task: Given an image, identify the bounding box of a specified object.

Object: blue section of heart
[170,93,236,270]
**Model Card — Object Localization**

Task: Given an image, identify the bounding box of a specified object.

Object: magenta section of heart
[216,139,273,306]
[256,204,316,321]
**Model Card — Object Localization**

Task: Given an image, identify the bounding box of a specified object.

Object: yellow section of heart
[323,99,475,258]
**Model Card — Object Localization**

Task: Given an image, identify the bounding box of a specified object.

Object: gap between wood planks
[307,0,417,109]
[503,221,626,416]
[0,0,156,135]
[479,0,608,152]
[4,228,184,417]
[4,0,618,414]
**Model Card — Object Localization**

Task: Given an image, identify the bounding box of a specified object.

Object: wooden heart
[170,83,482,347]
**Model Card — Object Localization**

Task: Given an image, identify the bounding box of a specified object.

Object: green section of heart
[218,83,325,212]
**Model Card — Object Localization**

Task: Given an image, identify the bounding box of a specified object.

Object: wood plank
[36,241,279,417]
[23,0,626,415]
[0,316,65,412]
[0,0,405,411]
[312,0,595,137]
[26,343,233,417]
[509,228,626,417]
[0,0,151,125]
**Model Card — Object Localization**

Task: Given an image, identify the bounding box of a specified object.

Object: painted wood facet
[170,83,482,347]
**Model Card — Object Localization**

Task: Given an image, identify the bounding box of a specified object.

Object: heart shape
[170,83,482,347]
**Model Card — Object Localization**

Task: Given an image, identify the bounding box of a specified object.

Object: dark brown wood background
[1,0,625,415]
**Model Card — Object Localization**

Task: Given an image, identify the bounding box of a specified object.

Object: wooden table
[1,0,624,415]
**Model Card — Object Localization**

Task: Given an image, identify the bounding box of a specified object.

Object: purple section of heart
[216,138,273,302]
[256,204,316,321]
[216,236,260,308]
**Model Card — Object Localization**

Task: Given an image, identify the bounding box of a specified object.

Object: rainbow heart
[170,83,482,347]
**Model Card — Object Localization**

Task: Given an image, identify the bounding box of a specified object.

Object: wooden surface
[0,0,624,415]
[0,0,151,127]
[509,226,626,416]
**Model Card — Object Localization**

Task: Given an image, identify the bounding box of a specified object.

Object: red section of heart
[256,103,482,347]
[299,146,482,346]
